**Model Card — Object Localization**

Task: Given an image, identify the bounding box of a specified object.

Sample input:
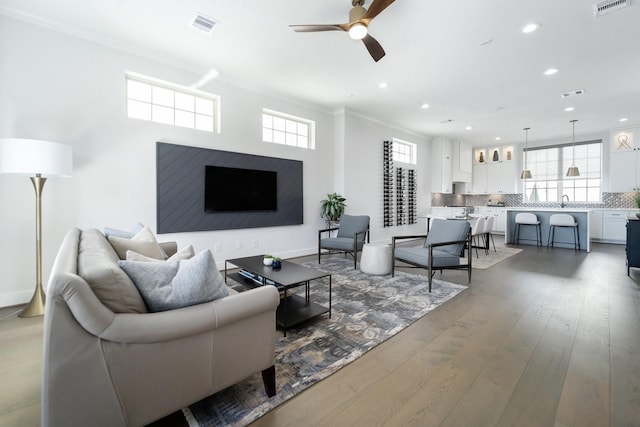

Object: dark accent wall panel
[156,142,303,233]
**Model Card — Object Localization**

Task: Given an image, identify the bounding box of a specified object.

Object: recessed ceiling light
[379,82,388,89]
[522,23,540,34]
[421,103,430,109]
[465,126,473,130]
[543,68,559,76]
[620,118,629,122]
[495,137,501,141]
[564,107,575,112]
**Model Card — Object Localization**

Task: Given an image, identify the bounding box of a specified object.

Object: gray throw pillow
[118,250,228,312]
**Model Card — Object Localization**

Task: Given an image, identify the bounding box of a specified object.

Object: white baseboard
[0,290,31,309]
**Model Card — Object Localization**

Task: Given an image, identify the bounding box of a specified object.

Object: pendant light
[566,119,580,177]
[521,127,532,179]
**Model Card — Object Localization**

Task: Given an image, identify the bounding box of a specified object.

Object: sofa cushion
[394,247,461,268]
[78,229,148,313]
[118,250,228,312]
[108,226,165,260]
[320,237,365,251]
[126,245,195,262]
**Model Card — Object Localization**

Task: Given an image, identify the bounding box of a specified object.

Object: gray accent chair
[318,214,370,268]
[392,218,472,292]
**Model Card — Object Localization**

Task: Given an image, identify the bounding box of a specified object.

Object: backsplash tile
[432,192,639,209]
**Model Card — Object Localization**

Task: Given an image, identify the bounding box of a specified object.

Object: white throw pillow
[108,226,165,260]
[126,245,195,262]
[118,250,228,312]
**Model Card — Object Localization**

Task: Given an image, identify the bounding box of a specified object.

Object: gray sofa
[42,228,280,427]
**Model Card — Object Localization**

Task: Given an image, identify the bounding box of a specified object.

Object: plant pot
[263,257,273,266]
[272,260,282,269]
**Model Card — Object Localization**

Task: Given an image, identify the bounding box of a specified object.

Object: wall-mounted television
[205,165,277,212]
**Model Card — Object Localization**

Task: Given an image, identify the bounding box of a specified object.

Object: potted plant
[263,254,273,266]
[271,256,282,269]
[320,193,347,228]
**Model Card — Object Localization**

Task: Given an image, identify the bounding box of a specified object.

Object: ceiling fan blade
[361,0,395,24]
[362,34,385,62]
[289,24,348,32]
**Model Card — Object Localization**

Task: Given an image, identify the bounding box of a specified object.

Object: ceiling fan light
[348,23,367,40]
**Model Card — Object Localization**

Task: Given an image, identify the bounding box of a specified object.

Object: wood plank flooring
[1,242,639,427]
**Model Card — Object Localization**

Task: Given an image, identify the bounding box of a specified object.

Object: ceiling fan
[289,0,395,62]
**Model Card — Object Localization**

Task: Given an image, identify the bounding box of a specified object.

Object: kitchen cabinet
[472,145,515,194]
[602,210,632,242]
[431,137,453,193]
[475,206,506,234]
[452,140,472,183]
[609,129,639,192]
[472,163,488,194]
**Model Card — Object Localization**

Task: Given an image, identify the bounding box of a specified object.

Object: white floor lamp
[0,138,72,317]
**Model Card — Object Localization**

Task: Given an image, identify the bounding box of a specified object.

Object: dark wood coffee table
[224,256,331,336]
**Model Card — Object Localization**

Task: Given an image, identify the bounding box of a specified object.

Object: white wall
[0,16,431,308]
[342,110,430,242]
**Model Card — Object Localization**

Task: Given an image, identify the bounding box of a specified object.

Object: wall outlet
[213,243,221,253]
[252,239,258,248]
[235,241,242,250]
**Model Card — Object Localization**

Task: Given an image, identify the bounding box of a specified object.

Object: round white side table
[360,243,392,275]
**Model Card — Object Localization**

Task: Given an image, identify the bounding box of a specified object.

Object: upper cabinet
[431,137,453,193]
[610,129,640,192]
[452,139,472,183]
[472,144,516,194]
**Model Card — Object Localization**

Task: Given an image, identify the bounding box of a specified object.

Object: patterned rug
[183,257,467,427]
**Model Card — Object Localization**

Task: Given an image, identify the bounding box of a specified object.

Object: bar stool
[471,216,487,258]
[484,215,496,252]
[513,213,542,247]
[547,214,580,251]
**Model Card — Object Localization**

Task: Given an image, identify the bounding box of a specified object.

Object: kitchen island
[505,208,591,252]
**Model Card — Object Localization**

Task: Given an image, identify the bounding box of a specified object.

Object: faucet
[561,194,569,208]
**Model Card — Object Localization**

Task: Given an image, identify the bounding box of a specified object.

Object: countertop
[504,207,592,213]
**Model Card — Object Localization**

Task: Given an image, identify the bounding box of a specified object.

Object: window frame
[262,108,316,149]
[392,138,417,165]
[523,139,602,203]
[125,71,221,133]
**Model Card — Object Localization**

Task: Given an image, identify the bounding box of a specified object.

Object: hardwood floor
[1,242,639,426]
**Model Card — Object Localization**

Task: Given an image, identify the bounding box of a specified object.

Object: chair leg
[537,224,542,247]
[547,225,555,249]
[489,232,496,252]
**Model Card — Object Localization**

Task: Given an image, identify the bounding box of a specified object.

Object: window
[126,72,220,133]
[262,109,315,149]
[523,140,602,203]
[393,138,417,164]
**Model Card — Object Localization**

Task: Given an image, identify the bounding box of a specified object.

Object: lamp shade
[0,138,72,177]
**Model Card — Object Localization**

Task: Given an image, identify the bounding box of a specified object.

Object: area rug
[183,257,467,427]
[464,239,523,270]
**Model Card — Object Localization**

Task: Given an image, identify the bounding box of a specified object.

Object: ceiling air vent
[593,0,631,16]
[191,13,218,34]
[561,89,585,99]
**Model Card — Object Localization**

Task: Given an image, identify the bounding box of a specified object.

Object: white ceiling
[2,0,639,146]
